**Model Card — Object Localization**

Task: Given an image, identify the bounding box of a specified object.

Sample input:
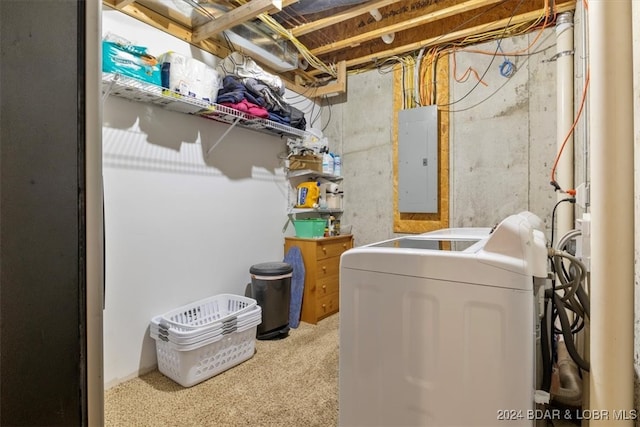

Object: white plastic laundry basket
[157,293,257,331]
[150,293,261,387]
[150,305,262,344]
[155,325,258,387]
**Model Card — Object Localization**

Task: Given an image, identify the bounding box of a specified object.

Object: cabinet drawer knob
[322,266,327,272]
[322,247,327,253]
[322,285,327,290]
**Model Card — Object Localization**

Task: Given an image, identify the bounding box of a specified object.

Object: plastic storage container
[154,326,257,387]
[326,192,343,210]
[293,218,326,238]
[150,293,262,387]
[249,262,292,340]
[154,293,257,331]
[150,304,262,344]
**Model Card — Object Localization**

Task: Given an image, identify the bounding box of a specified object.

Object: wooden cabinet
[284,234,353,325]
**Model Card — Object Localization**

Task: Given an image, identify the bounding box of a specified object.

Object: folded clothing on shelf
[217,75,265,106]
[216,52,307,129]
[220,99,269,119]
[218,51,285,96]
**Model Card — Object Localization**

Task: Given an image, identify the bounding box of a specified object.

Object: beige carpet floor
[105,313,339,427]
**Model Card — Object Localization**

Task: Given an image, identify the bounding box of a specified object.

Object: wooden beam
[104,1,193,42]
[102,2,230,58]
[103,1,304,87]
[290,0,404,37]
[308,1,576,76]
[192,0,283,43]
[281,61,347,97]
[282,77,311,95]
[310,60,347,98]
[112,0,136,9]
[392,56,450,233]
[311,0,505,57]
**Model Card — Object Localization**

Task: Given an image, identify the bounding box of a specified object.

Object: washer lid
[250,262,293,276]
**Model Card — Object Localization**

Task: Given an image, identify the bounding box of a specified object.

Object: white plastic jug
[322,152,334,174]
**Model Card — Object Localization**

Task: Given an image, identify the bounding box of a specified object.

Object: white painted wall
[101,9,316,387]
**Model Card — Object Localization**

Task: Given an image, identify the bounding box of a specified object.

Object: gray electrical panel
[398,105,439,213]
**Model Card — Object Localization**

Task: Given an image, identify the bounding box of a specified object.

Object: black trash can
[249,262,292,340]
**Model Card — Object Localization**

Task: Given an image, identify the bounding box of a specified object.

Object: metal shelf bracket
[206,116,241,156]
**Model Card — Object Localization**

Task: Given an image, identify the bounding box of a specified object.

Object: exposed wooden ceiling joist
[307,0,576,76]
[191,0,283,43]
[103,1,229,58]
[310,0,505,56]
[103,0,576,98]
[113,0,136,9]
[290,0,405,37]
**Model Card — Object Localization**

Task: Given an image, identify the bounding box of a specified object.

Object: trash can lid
[250,262,293,276]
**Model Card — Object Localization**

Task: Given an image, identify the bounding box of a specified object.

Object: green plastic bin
[293,218,326,238]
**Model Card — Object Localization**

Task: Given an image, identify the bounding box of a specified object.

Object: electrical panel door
[398,106,438,213]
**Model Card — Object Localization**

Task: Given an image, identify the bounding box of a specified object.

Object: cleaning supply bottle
[322,152,334,175]
[333,154,342,176]
[296,181,320,208]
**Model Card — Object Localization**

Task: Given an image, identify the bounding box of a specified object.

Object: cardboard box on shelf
[288,154,322,172]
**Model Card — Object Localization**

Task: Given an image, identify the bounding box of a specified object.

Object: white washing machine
[339,213,548,427]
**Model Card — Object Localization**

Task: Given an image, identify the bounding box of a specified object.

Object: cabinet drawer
[315,257,340,279]
[316,275,339,296]
[316,238,352,260]
[316,293,339,318]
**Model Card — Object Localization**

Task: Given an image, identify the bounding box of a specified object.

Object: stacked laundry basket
[150,293,262,387]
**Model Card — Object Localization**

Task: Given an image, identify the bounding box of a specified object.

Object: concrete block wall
[449,29,558,232]
[322,29,559,245]
[322,70,396,246]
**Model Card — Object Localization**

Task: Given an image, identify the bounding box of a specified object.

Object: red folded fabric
[221,99,269,118]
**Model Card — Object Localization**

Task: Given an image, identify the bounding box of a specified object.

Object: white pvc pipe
[588,1,635,425]
[579,4,590,196]
[555,12,574,240]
